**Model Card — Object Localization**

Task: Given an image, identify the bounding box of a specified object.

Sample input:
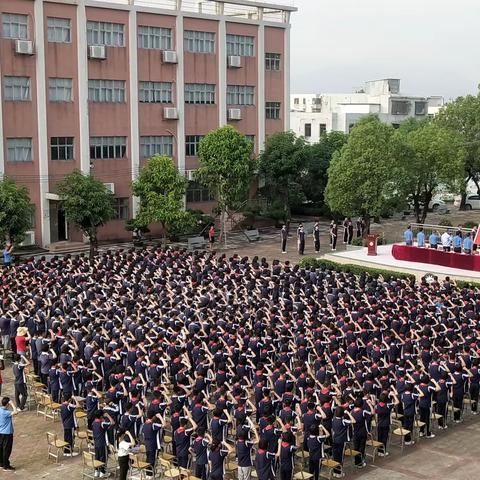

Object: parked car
[455,194,480,210]
[429,198,447,212]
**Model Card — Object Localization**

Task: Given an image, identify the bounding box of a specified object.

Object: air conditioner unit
[163,107,178,120]
[19,230,35,247]
[185,170,196,181]
[228,108,242,120]
[103,182,115,194]
[227,55,241,68]
[162,50,178,64]
[15,39,34,55]
[88,45,106,60]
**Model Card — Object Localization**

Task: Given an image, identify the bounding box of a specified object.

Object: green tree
[395,119,465,223]
[196,126,255,245]
[132,154,194,245]
[56,170,115,260]
[436,93,480,208]
[302,131,348,208]
[325,115,398,233]
[258,131,307,229]
[0,176,34,244]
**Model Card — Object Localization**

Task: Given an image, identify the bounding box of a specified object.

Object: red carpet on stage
[392,244,480,272]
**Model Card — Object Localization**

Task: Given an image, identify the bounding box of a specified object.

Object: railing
[409,223,476,235]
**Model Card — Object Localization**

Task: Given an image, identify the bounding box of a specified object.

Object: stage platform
[324,244,480,282]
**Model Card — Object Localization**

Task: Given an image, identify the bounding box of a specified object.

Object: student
[0,397,19,471]
[174,412,197,468]
[347,218,354,245]
[142,411,164,475]
[0,356,4,396]
[297,227,306,255]
[208,439,233,480]
[236,422,258,480]
[192,427,210,480]
[60,393,81,456]
[403,226,413,246]
[330,221,337,251]
[2,243,13,268]
[313,223,321,254]
[280,225,288,254]
[351,397,373,467]
[375,392,397,456]
[416,375,440,438]
[429,231,439,249]
[342,218,348,244]
[14,327,30,358]
[463,232,473,254]
[278,430,298,480]
[92,409,114,478]
[117,429,136,480]
[307,424,329,480]
[452,231,462,253]
[255,438,276,480]
[331,407,354,477]
[401,382,418,445]
[12,355,29,411]
[416,228,425,247]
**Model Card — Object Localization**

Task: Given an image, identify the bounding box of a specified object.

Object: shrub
[455,280,480,290]
[463,221,477,230]
[297,258,416,282]
[438,217,453,227]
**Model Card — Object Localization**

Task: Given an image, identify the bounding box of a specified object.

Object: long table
[391,244,480,271]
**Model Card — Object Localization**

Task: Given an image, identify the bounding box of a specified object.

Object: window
[47,17,71,43]
[226,34,254,56]
[49,78,73,102]
[184,30,215,53]
[185,84,215,105]
[87,21,124,47]
[88,80,125,103]
[415,101,427,115]
[304,123,311,138]
[185,135,204,156]
[294,98,299,105]
[27,206,36,229]
[90,136,127,159]
[245,135,255,151]
[319,123,327,136]
[4,76,30,101]
[2,13,28,39]
[265,53,281,70]
[391,100,410,115]
[186,182,214,203]
[139,81,172,103]
[7,138,32,162]
[51,137,74,160]
[227,85,254,106]
[140,136,173,158]
[138,25,171,50]
[114,198,129,220]
[266,102,281,119]
[391,123,400,129]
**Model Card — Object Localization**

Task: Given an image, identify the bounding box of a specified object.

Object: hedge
[297,258,416,282]
[455,280,480,290]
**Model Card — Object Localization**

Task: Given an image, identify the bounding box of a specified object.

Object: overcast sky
[290,0,480,100]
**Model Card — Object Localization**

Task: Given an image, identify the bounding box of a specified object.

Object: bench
[187,236,207,250]
[244,229,260,242]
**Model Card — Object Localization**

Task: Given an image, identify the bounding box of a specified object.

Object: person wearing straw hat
[14,327,30,359]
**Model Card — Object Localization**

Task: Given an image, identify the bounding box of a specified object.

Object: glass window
[87,21,124,47]
[2,13,28,39]
[184,30,215,53]
[304,123,311,137]
[139,81,172,103]
[185,84,215,105]
[51,137,74,160]
[114,197,129,220]
[89,137,127,159]
[226,34,254,56]
[138,25,171,50]
[185,135,204,157]
[186,181,214,203]
[140,136,173,158]
[319,123,327,136]
[7,138,32,162]
[47,17,71,43]
[48,78,73,102]
[266,102,281,120]
[226,85,254,106]
[391,100,410,115]
[415,101,427,115]
[88,79,126,103]
[4,76,30,101]
[265,53,281,70]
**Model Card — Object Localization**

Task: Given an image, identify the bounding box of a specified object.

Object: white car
[429,198,447,212]
[454,194,480,210]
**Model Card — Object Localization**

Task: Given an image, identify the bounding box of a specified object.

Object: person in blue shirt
[463,233,473,254]
[452,231,463,253]
[429,231,439,249]
[416,228,425,247]
[2,243,13,268]
[403,226,413,246]
[0,396,19,471]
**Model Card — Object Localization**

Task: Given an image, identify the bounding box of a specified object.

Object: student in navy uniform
[313,223,321,254]
[331,406,354,477]
[191,427,211,480]
[330,222,337,251]
[208,439,233,480]
[469,358,480,415]
[416,375,440,438]
[278,430,298,480]
[142,411,164,475]
[12,355,29,411]
[60,392,81,456]
[307,423,329,480]
[236,422,259,480]
[255,438,277,480]
[375,392,398,456]
[297,227,306,255]
[351,397,373,467]
[400,382,418,445]
[280,226,288,254]
[452,363,472,423]
[92,409,114,478]
[436,371,453,429]
[174,411,197,468]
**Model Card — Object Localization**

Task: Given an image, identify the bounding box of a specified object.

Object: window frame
[140,135,174,158]
[48,77,73,102]
[186,181,214,203]
[185,83,216,105]
[184,30,215,54]
[4,76,31,101]
[265,52,281,71]
[50,137,74,161]
[185,135,205,157]
[88,79,126,103]
[137,25,172,50]
[2,13,28,40]
[7,137,32,162]
[226,34,254,56]
[114,197,129,220]
[138,81,172,104]
[89,136,127,160]
[86,20,124,47]
[47,17,71,43]
[226,85,255,106]
[304,123,312,138]
[265,101,281,120]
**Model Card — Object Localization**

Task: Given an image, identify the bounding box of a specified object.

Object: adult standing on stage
[429,231,439,249]
[313,223,321,254]
[403,225,413,246]
[452,231,462,253]
[416,228,425,247]
[280,225,288,254]
[441,231,452,252]
[297,226,306,255]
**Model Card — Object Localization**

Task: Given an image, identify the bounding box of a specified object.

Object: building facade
[290,79,444,144]
[0,0,295,247]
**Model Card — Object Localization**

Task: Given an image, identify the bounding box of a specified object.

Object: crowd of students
[1,247,479,479]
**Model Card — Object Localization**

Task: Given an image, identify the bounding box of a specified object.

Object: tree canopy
[56,170,115,259]
[0,176,34,244]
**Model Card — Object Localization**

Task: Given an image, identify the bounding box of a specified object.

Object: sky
[289,0,480,100]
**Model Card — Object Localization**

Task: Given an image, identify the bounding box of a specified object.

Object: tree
[394,119,465,223]
[0,176,34,244]
[132,154,194,245]
[302,131,348,208]
[196,126,255,245]
[258,131,307,229]
[325,115,398,233]
[435,93,480,208]
[56,170,115,260]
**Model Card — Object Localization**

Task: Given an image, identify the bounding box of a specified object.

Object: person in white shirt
[117,429,136,480]
[441,231,452,252]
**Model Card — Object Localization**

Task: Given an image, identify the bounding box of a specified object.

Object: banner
[474,225,480,246]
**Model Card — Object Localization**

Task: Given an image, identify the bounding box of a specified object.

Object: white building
[290,79,445,143]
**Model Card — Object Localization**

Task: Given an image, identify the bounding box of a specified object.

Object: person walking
[0,397,19,471]
[280,225,288,254]
[313,223,321,254]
